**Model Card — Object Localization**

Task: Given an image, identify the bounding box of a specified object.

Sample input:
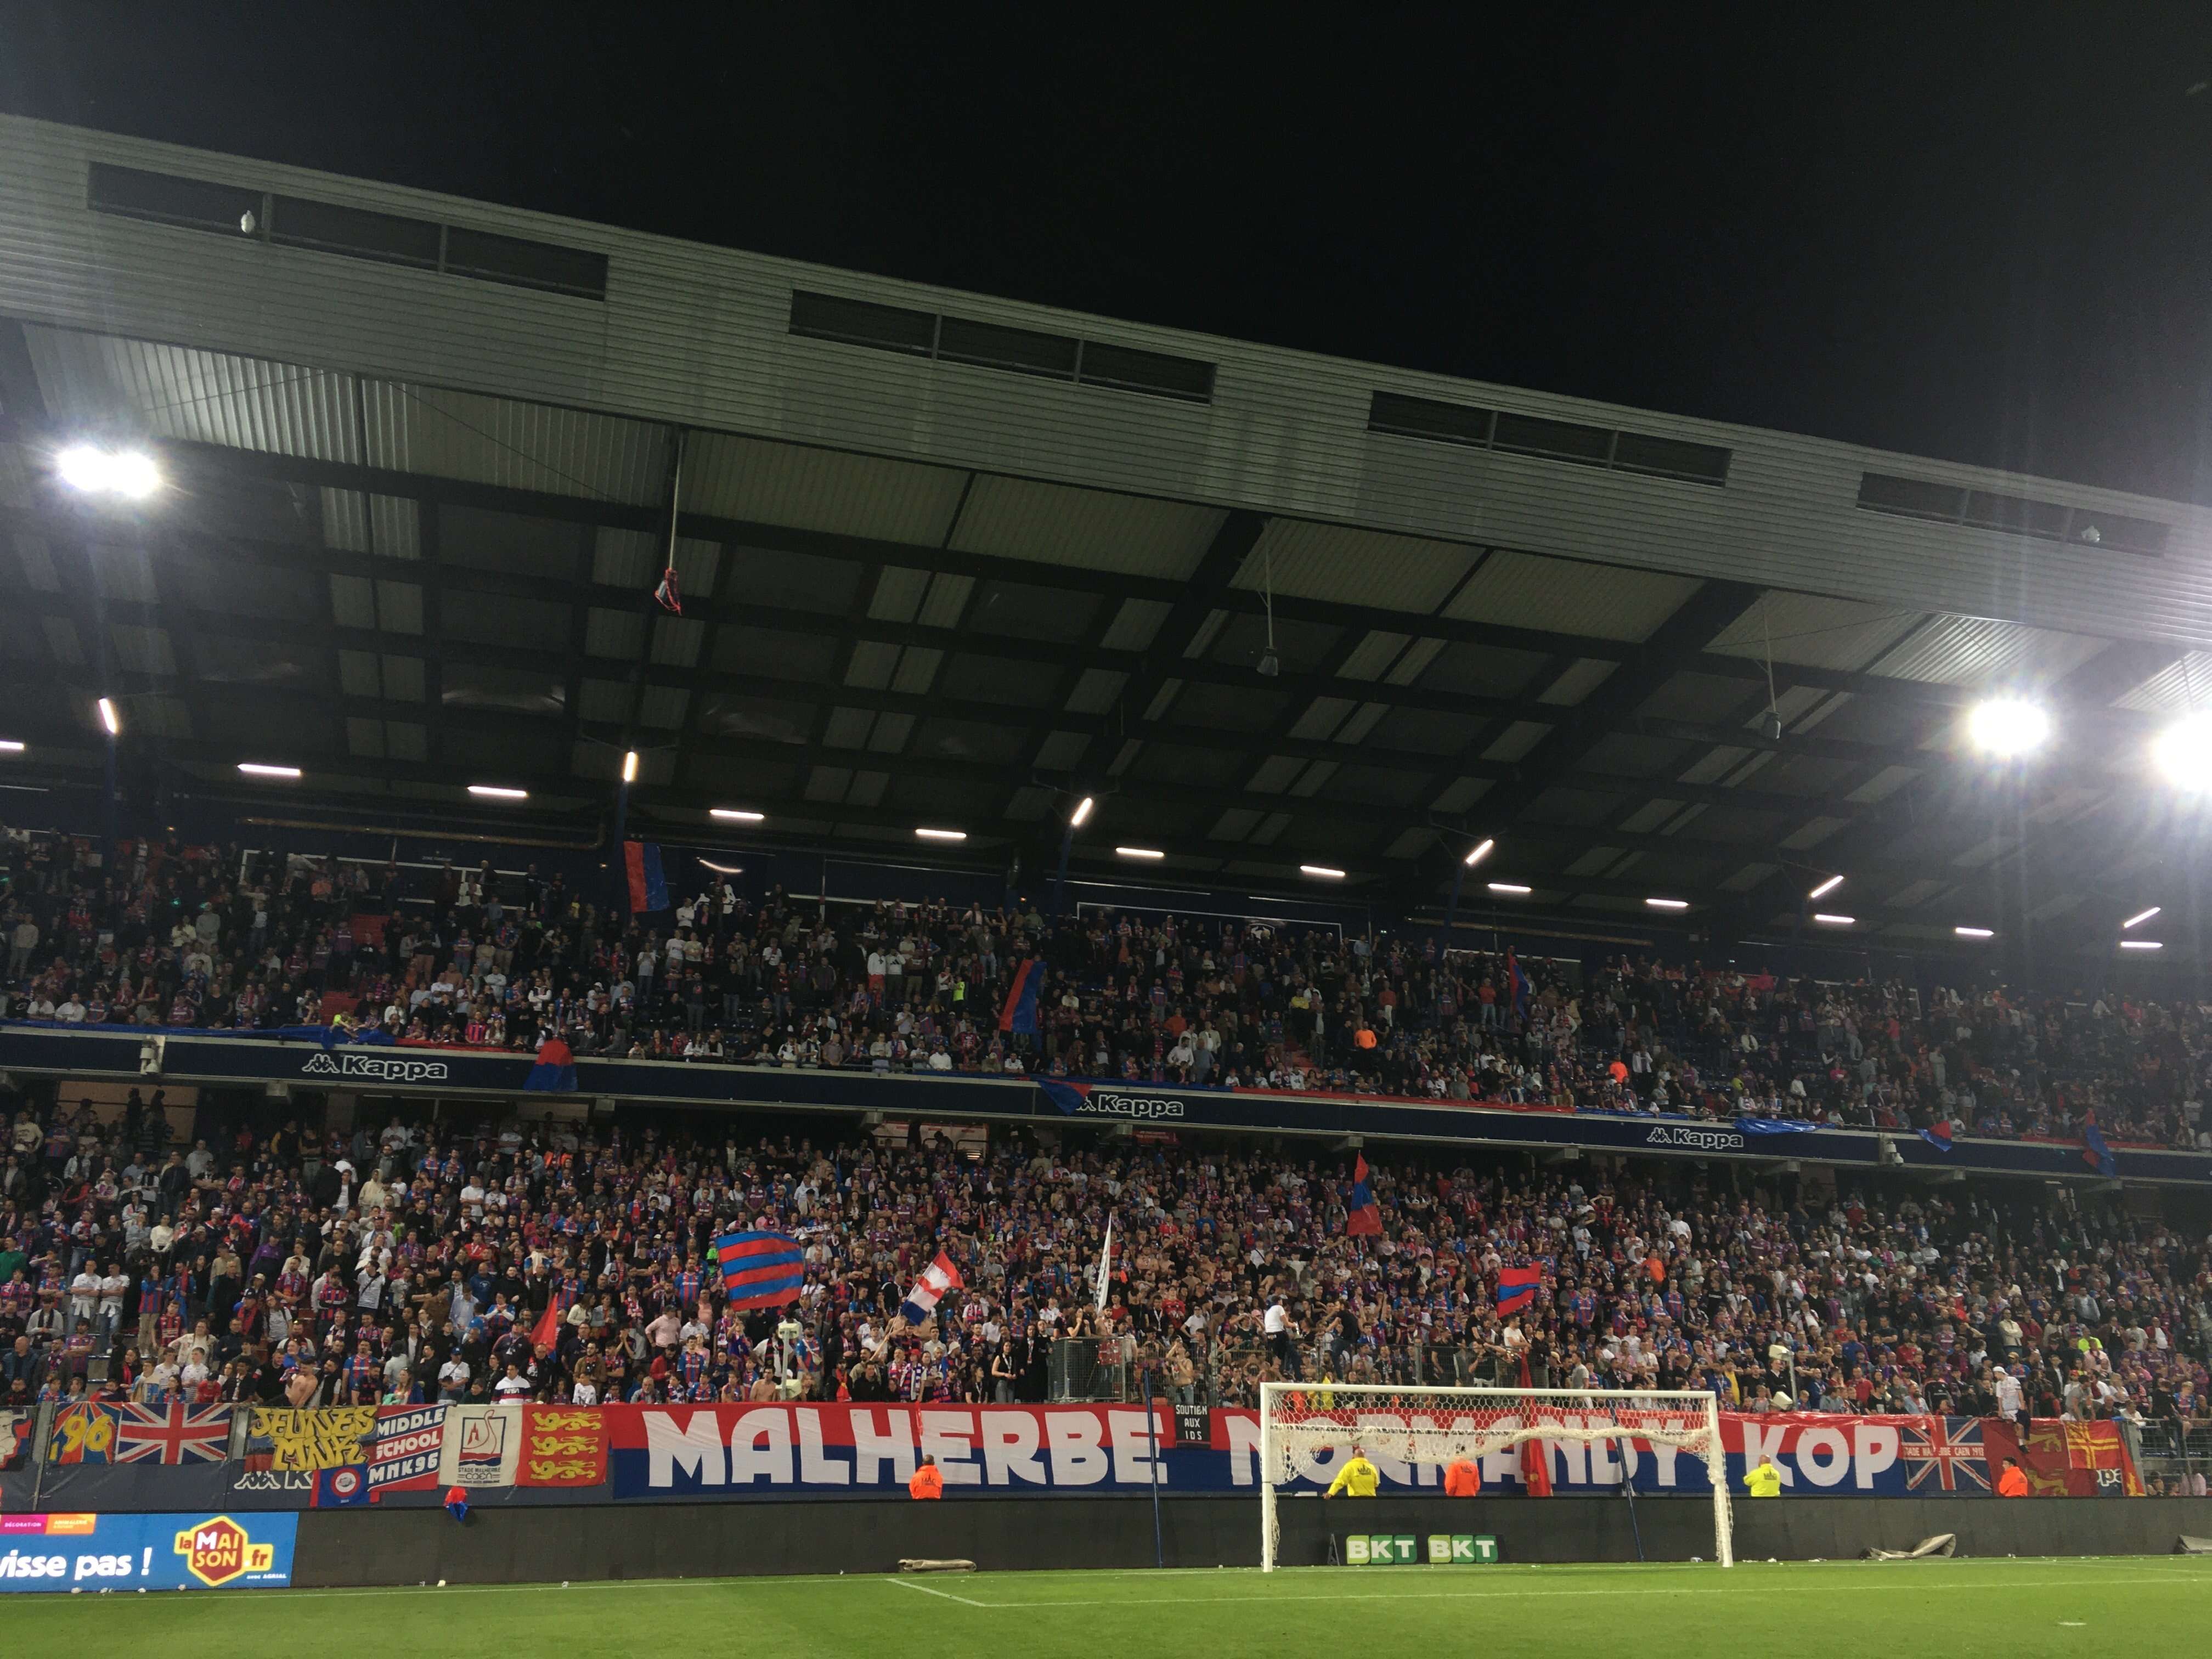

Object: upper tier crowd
[1,830,2207,1149]
[2,1091,2208,1469]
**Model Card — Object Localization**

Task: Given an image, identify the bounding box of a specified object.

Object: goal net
[1257,1382,1734,1571]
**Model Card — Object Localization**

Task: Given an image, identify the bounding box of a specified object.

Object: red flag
[531,1296,562,1353]
[1520,1433,1553,1497]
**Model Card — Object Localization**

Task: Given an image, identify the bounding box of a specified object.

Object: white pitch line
[884,1576,989,1608]
[977,1575,2212,1610]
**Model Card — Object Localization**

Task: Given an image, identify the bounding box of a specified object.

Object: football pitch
[7,1556,2208,1656]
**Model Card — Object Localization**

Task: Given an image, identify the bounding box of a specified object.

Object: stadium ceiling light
[1487,882,1533,896]
[2119,939,2164,951]
[698,858,743,874]
[1812,913,1855,926]
[0,740,22,754]
[711,808,765,823]
[236,763,301,780]
[1116,845,1165,860]
[467,784,528,800]
[1463,838,1495,868]
[1069,795,1095,828]
[1954,926,1995,939]
[914,827,966,842]
[1645,897,1690,911]
[2122,905,2162,930]
[622,749,640,785]
[1807,873,1844,900]
[1966,697,2051,758]
[56,444,160,499]
[97,698,120,737]
[2152,710,2212,791]
[1299,864,1346,879]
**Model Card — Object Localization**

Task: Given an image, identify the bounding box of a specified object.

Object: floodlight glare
[1966,698,2051,758]
[1069,795,1094,828]
[2152,710,2212,791]
[57,445,159,499]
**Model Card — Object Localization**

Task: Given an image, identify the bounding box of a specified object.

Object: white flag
[1094,1214,1114,1312]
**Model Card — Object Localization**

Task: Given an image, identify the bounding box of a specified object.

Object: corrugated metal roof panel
[684,431,968,543]
[1233,520,1481,612]
[1870,614,2112,688]
[1707,591,1926,671]
[2115,651,2212,714]
[1440,550,1701,641]
[950,475,1226,578]
[26,326,360,460]
[360,379,668,504]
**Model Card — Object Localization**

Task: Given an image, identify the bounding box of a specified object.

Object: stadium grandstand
[1,111,2210,1643]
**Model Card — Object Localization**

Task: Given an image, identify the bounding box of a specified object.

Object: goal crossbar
[1257,1382,1734,1572]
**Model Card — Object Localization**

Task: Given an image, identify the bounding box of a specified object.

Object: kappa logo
[172,1515,275,1588]
[1644,1125,1746,1153]
[300,1051,450,1085]
[1077,1091,1184,1121]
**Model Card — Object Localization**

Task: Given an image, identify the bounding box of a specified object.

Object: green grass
[7,1556,2209,1657]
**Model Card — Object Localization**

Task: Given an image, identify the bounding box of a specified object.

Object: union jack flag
[114,1402,233,1464]
[1898,1415,1988,1492]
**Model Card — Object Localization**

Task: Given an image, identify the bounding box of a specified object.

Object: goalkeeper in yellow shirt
[1325,1446,1381,1498]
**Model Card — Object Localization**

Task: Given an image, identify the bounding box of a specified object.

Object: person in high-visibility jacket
[1443,1457,1482,1497]
[1995,1457,2030,1498]
[1743,1456,1784,1498]
[1326,1449,1381,1498]
[909,1453,944,1500]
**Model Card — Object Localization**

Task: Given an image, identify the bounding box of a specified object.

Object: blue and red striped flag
[714,1229,807,1310]
[1345,1153,1383,1237]
[1920,1121,1953,1153]
[1496,1265,1543,1313]
[998,957,1043,1035]
[524,1035,576,1093]
[624,840,669,914]
[2081,1114,2116,1178]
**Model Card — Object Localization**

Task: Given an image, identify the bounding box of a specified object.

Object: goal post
[1256,1381,1734,1572]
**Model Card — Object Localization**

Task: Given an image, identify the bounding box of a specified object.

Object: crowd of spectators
[3,1080,2211,1482]
[3,831,2209,1150]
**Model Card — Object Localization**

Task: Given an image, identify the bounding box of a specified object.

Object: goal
[1256,1381,1734,1571]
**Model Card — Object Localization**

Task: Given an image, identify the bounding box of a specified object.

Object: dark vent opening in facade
[937,318,1079,379]
[269,196,441,269]
[1859,472,2166,556]
[789,291,936,354]
[89,163,259,235]
[88,162,606,301]
[1367,391,1730,486]
[788,292,1215,403]
[443,229,607,300]
[1077,343,1216,402]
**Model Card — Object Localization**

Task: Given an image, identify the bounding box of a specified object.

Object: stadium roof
[0,115,2207,963]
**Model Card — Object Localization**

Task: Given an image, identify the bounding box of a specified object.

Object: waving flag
[1093,1215,1115,1312]
[624,840,670,914]
[524,1036,577,1093]
[1505,949,1533,1022]
[654,565,682,615]
[1920,1121,1954,1153]
[715,1230,808,1311]
[900,1250,963,1324]
[114,1402,232,1464]
[998,956,1043,1035]
[1345,1153,1383,1237]
[2081,1114,2116,1178]
[1497,1265,1543,1313]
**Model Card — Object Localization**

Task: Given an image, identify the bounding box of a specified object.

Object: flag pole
[1145,1362,1166,1570]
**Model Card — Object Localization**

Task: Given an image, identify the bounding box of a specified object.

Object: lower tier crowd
[3,1088,2209,1463]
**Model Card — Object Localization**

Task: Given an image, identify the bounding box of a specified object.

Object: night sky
[7,6,2212,501]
